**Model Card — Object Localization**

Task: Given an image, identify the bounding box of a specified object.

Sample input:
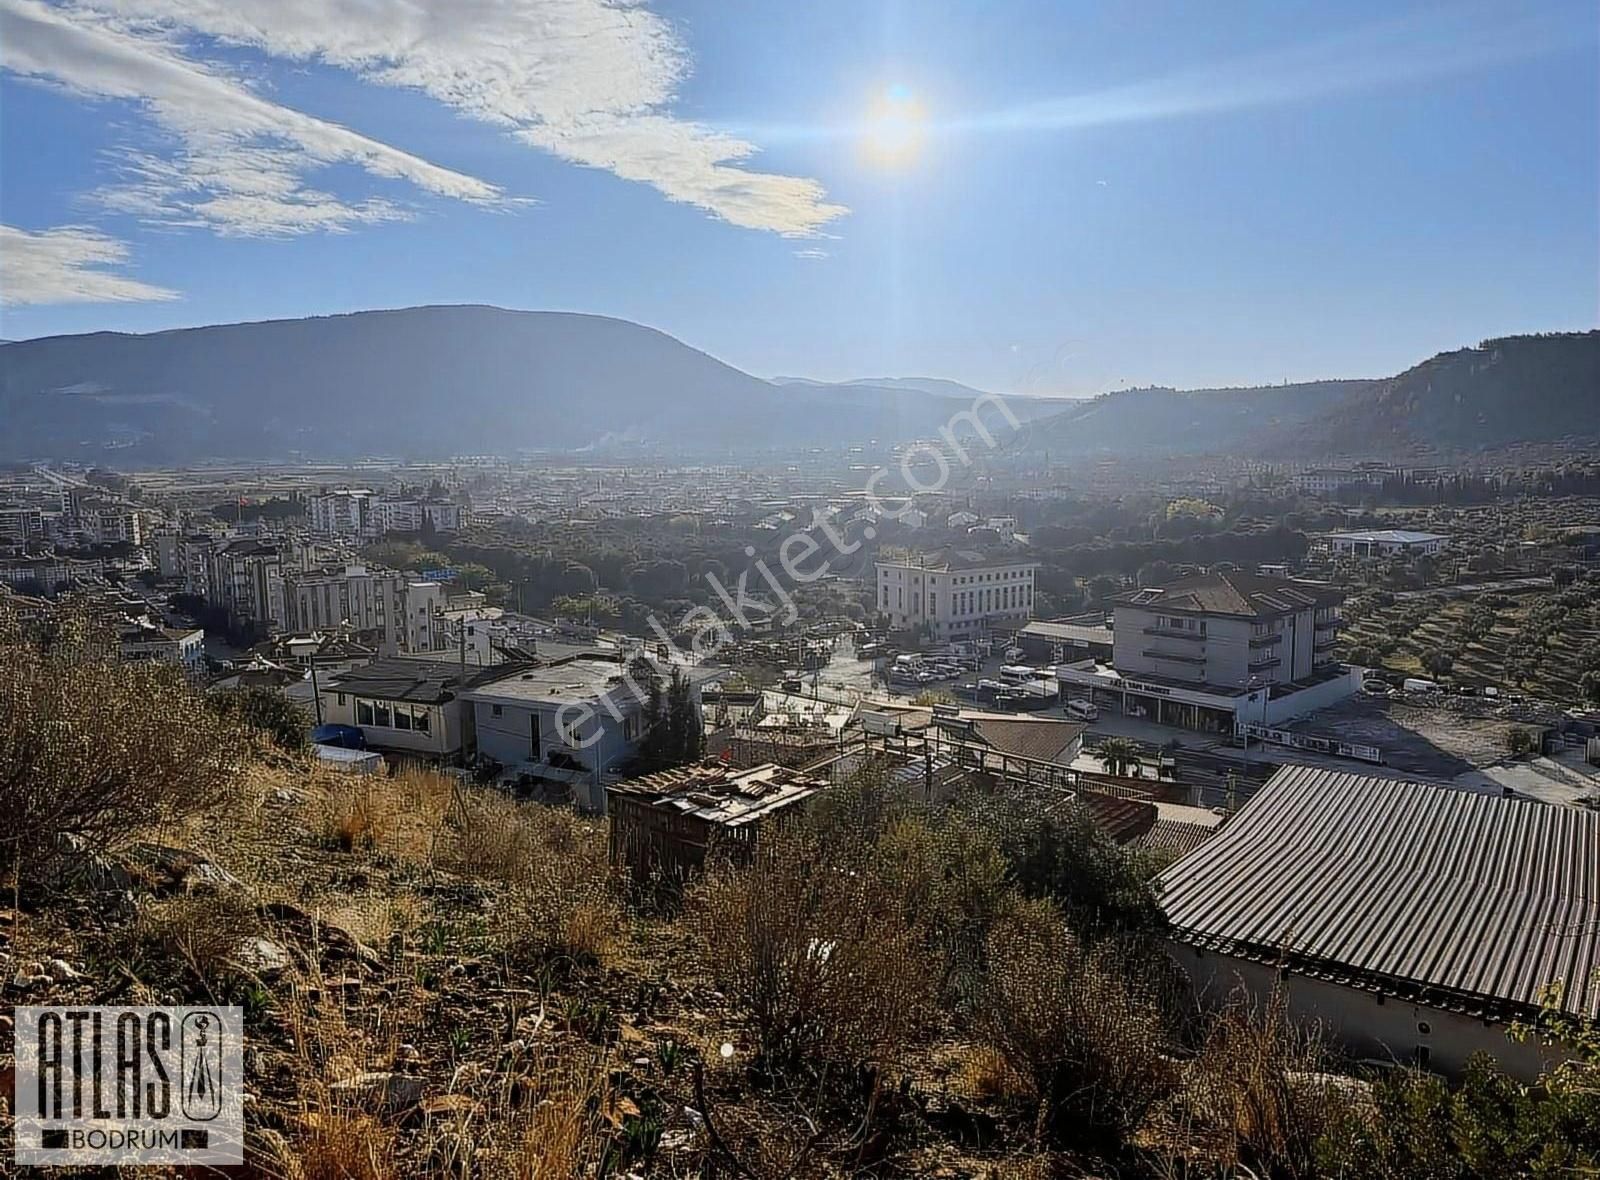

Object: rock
[127,843,242,894]
[327,1071,426,1116]
[234,937,292,974]
[48,959,82,982]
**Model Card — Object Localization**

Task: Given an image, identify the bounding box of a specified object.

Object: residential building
[209,540,285,633]
[283,564,406,654]
[0,554,102,593]
[319,658,497,763]
[608,761,827,884]
[0,505,44,540]
[157,532,220,597]
[1161,765,1600,1080]
[876,550,1039,640]
[78,504,143,546]
[1055,570,1355,732]
[401,580,449,654]
[308,489,372,539]
[465,655,706,812]
[119,622,206,677]
[1317,529,1449,558]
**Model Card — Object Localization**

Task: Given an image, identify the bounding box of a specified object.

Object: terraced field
[1339,583,1600,706]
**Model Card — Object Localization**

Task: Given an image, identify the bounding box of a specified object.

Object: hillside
[1023,379,1374,455]
[0,307,982,461]
[1023,331,1600,458]
[1303,332,1600,455]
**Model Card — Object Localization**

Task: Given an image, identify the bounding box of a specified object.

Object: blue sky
[1,0,1595,395]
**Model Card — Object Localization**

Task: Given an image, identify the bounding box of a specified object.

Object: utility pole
[309,648,323,726]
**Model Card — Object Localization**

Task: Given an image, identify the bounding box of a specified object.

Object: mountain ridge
[2,308,1594,461]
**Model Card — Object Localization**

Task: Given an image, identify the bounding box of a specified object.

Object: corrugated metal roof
[1159,765,1600,1019]
[1113,571,1341,619]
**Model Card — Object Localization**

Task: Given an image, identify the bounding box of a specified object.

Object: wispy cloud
[0,223,178,305]
[0,0,506,236]
[793,247,829,260]
[953,5,1589,136]
[22,0,846,238]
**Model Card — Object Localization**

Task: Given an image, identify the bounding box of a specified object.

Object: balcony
[1143,648,1207,666]
[1249,631,1285,648]
[1248,654,1282,672]
[1313,636,1338,652]
[1143,626,1205,642]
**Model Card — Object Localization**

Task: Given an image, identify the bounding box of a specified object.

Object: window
[414,708,430,735]
[492,703,502,717]
[356,700,374,725]
[531,714,542,760]
[337,692,346,706]
[373,702,391,727]
[394,707,412,731]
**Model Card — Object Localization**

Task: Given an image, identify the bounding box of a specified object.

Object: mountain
[1298,333,1600,455]
[1023,331,1600,458]
[1022,379,1375,455]
[0,306,993,461]
[4,310,1593,462]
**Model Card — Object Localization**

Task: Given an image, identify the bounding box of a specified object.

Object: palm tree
[1096,736,1142,778]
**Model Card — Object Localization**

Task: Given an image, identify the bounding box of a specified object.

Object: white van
[1065,699,1098,722]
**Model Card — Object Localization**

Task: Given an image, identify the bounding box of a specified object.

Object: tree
[0,603,242,884]
[1420,648,1454,678]
[210,686,309,750]
[1583,669,1600,707]
[1096,736,1142,778]
[1506,726,1537,757]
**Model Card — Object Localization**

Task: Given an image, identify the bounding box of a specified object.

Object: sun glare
[861,84,928,168]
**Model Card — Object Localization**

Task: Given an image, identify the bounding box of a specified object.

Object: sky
[1,0,1596,396]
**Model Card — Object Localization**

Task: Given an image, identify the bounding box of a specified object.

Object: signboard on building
[419,568,458,582]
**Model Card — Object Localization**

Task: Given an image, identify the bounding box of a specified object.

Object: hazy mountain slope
[1025,380,1373,454]
[1299,332,1600,454]
[0,306,976,460]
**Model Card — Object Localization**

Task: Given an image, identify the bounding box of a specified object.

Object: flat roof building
[1317,529,1449,558]
[875,549,1038,641]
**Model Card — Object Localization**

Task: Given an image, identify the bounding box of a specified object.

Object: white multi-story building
[0,505,45,540]
[209,540,285,632]
[1054,571,1356,735]
[875,551,1039,640]
[1110,570,1342,689]
[283,563,406,654]
[308,489,372,539]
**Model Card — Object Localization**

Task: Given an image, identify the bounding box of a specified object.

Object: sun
[861,84,928,169]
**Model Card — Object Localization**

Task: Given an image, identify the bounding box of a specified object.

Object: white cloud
[55,0,847,236]
[792,247,829,260]
[0,223,179,305]
[0,0,504,236]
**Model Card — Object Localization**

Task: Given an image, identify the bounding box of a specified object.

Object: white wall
[1170,940,1564,1081]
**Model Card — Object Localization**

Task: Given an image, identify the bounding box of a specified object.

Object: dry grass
[688,820,938,1082]
[1184,988,1348,1180]
[976,896,1173,1153]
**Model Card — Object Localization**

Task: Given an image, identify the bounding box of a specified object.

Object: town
[3,438,1598,1173]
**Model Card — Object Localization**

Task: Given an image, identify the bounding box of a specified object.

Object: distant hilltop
[1,306,1593,461]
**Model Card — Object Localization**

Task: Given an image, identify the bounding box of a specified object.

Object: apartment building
[308,489,372,539]
[209,540,285,633]
[875,550,1039,640]
[0,505,45,540]
[283,563,406,654]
